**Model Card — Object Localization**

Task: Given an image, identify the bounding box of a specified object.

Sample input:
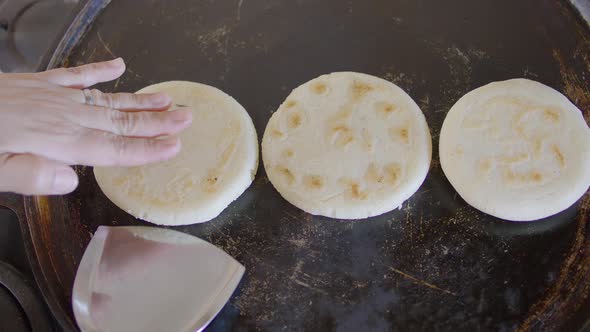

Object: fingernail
[151,93,171,106]
[155,137,181,160]
[160,136,180,148]
[109,57,124,67]
[53,167,79,194]
[171,110,192,124]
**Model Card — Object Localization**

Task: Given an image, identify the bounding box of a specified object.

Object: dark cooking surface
[0,0,78,72]
[0,209,55,331]
[20,0,590,331]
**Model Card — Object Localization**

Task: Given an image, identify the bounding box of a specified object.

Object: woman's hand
[0,58,192,196]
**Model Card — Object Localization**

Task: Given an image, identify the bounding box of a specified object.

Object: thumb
[0,154,79,195]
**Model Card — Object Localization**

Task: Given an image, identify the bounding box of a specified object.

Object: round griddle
[1,0,590,331]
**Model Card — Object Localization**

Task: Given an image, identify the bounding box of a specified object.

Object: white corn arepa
[262,72,432,219]
[94,81,258,226]
[440,79,590,221]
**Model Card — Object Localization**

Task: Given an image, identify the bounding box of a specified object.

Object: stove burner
[0,0,78,72]
[0,209,54,331]
[0,261,53,331]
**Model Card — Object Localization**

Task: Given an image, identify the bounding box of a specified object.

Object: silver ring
[82,89,94,106]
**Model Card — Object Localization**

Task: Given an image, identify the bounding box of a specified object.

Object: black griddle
[20,0,590,331]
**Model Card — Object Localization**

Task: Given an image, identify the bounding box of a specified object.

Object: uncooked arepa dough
[94,81,258,226]
[262,72,432,219]
[440,79,590,221]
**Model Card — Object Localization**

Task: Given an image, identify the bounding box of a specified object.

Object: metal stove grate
[0,0,78,73]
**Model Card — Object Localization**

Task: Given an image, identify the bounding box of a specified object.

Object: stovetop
[0,208,57,331]
[0,0,78,73]
[0,0,79,329]
[0,0,589,331]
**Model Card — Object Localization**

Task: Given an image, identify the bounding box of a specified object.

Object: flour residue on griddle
[189,25,234,80]
[380,68,416,92]
[436,45,488,106]
[552,48,590,123]
[196,25,231,56]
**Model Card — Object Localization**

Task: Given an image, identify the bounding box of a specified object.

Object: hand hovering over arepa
[0,58,192,196]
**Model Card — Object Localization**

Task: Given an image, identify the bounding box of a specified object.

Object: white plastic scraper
[72,226,244,332]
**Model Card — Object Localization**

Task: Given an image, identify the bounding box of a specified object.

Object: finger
[78,89,172,111]
[69,131,181,166]
[0,74,52,88]
[37,58,125,89]
[0,154,78,195]
[75,107,192,137]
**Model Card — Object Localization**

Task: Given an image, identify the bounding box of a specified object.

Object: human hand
[0,58,193,195]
